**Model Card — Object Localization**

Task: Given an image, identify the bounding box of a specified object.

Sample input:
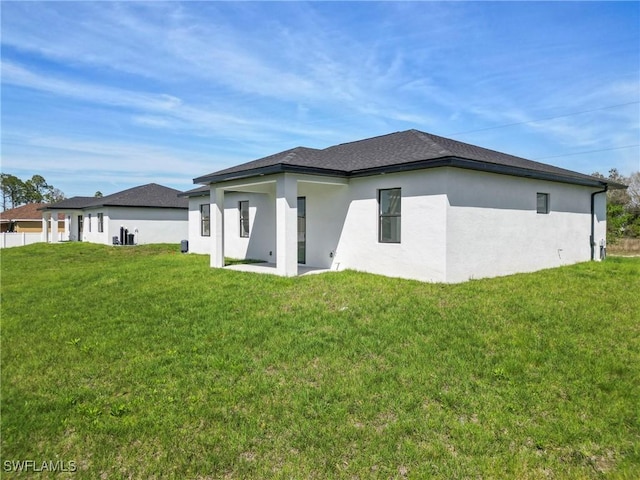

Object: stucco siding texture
[444,169,600,282]
[190,168,606,283]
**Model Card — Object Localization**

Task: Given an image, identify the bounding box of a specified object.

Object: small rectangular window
[239,201,249,238]
[88,213,92,232]
[537,193,550,214]
[200,204,210,237]
[379,188,401,243]
[97,213,104,233]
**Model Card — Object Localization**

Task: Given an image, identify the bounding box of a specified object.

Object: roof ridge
[417,130,523,158]
[282,146,320,163]
[282,149,301,163]
[327,130,410,150]
[419,130,597,179]
[409,129,455,157]
[192,129,614,188]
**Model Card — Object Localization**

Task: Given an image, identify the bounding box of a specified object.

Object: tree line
[592,169,640,240]
[1,173,66,210]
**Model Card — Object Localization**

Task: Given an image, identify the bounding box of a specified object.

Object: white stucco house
[183,129,623,283]
[42,183,188,246]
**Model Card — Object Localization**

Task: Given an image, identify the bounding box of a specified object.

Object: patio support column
[210,186,225,268]
[276,174,298,277]
[64,214,70,241]
[42,215,49,242]
[50,211,58,242]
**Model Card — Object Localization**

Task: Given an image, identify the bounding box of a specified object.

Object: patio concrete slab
[224,262,334,277]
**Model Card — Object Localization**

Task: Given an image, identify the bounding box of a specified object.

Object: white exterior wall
[187,197,212,254]
[81,210,100,243]
[445,169,603,282]
[188,178,349,266]
[223,192,275,261]
[335,170,449,282]
[297,181,350,269]
[81,206,187,245]
[188,192,276,259]
[108,207,187,245]
[50,211,81,242]
[193,168,606,282]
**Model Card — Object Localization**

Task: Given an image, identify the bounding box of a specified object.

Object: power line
[446,101,640,136]
[532,144,640,161]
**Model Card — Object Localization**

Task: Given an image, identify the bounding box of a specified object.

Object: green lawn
[1,243,639,479]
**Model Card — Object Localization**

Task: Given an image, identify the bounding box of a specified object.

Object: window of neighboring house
[379,188,401,243]
[88,214,92,232]
[537,193,550,214]
[239,201,249,237]
[200,204,210,237]
[98,213,104,232]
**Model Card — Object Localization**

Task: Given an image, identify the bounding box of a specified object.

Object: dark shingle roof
[44,184,187,210]
[40,197,96,210]
[194,129,620,188]
[92,183,187,208]
[178,185,209,198]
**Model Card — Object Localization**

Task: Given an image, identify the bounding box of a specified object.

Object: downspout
[590,185,608,260]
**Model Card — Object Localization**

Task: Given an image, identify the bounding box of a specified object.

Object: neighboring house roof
[43,183,188,210]
[1,203,64,222]
[41,197,96,210]
[193,129,623,189]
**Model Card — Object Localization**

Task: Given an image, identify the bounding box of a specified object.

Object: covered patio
[41,210,71,242]
[207,172,348,277]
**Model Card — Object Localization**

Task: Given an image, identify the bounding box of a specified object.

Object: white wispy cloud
[0,130,230,194]
[2,61,184,112]
[1,0,638,193]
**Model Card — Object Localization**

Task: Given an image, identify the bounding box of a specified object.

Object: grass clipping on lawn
[1,243,639,479]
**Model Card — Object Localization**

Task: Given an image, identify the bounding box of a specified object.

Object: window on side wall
[98,213,104,232]
[379,188,401,243]
[537,193,550,214]
[239,201,249,238]
[88,213,92,232]
[200,204,210,237]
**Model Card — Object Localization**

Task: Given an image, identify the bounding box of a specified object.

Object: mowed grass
[1,243,639,479]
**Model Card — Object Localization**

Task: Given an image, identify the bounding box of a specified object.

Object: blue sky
[2,1,639,198]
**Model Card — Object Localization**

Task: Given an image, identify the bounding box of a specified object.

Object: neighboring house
[1,203,64,233]
[1,203,66,248]
[184,129,623,283]
[42,183,188,245]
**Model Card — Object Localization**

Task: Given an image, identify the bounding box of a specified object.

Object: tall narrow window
[298,197,306,264]
[88,213,92,232]
[200,204,210,237]
[537,193,550,214]
[379,188,401,243]
[97,213,104,232]
[239,201,249,237]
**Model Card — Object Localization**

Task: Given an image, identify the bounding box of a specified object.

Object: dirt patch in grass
[608,237,640,256]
